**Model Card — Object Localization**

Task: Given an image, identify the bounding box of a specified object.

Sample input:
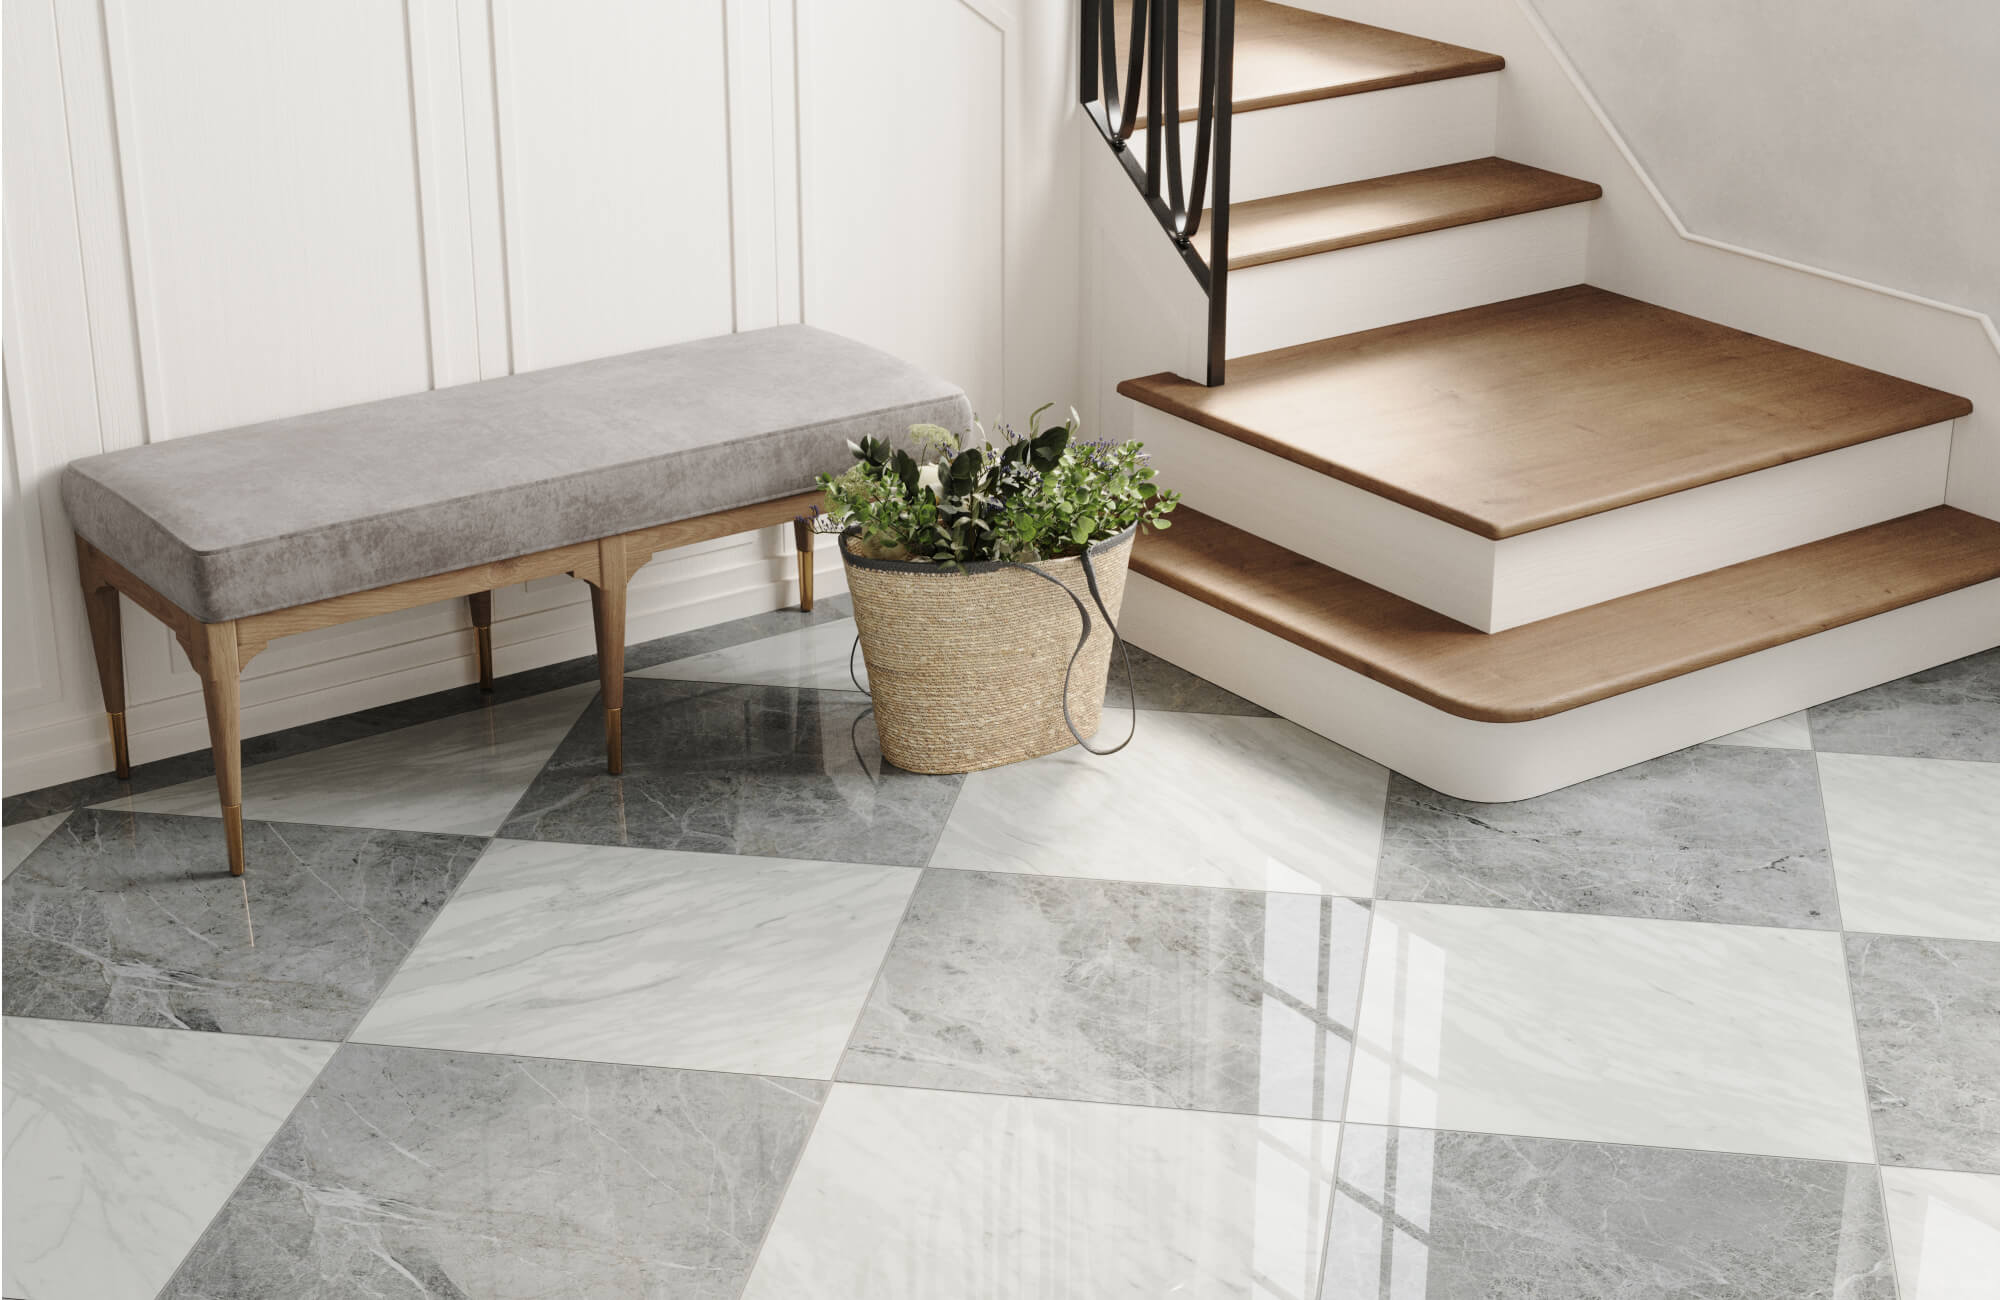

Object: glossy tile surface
[3,1018,332,1300]
[3,809,482,1039]
[1881,1166,2000,1300]
[841,870,1367,1117]
[500,678,961,867]
[741,1083,1340,1299]
[159,1044,824,1300]
[1377,746,1839,928]
[637,617,870,693]
[1809,648,2000,761]
[1348,902,1875,1161]
[1107,644,1273,715]
[1848,933,2000,1173]
[1710,709,1813,750]
[3,811,69,879]
[1819,752,2000,941]
[106,683,594,835]
[1319,1124,1895,1299]
[932,710,1387,895]
[355,840,916,1078]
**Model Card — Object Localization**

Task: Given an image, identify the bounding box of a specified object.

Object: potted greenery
[817,404,1179,773]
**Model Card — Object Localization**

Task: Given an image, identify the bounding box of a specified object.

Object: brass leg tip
[108,712,131,781]
[222,803,246,877]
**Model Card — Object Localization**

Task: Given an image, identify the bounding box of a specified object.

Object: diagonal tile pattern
[0,600,1993,1297]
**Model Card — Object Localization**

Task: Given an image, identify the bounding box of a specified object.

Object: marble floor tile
[1347,902,1875,1161]
[1809,648,2000,761]
[1107,644,1272,716]
[1711,710,1813,750]
[354,839,916,1078]
[1819,753,2000,942]
[1847,933,2000,1173]
[740,1083,1340,1299]
[1881,1166,2000,1300]
[931,711,1387,895]
[102,683,595,836]
[1318,1124,1894,1299]
[158,1043,824,1300]
[636,618,869,693]
[3,1018,333,1300]
[4,808,483,1040]
[840,869,1368,1118]
[499,679,961,868]
[1376,746,1840,928]
[3,811,70,879]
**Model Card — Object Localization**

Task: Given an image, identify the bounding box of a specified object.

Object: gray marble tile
[1319,1125,1895,1299]
[1711,710,1814,750]
[3,808,483,1040]
[1376,746,1840,928]
[1848,933,2000,1173]
[499,678,961,868]
[839,869,1370,1118]
[1107,644,1272,716]
[1810,648,2000,761]
[158,1043,826,1300]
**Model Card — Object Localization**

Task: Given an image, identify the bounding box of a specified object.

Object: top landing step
[1122,0,1503,128]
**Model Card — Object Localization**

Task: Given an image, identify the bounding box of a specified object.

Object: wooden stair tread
[1201,158,1601,269]
[1133,506,2000,723]
[1119,286,1974,539]
[1119,0,1503,128]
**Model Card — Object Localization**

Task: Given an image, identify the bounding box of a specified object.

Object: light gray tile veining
[1376,746,1839,928]
[158,1043,825,1300]
[3,1018,333,1300]
[3,809,484,1040]
[840,869,1368,1117]
[637,618,869,694]
[1810,648,2000,761]
[500,678,961,868]
[1107,644,1272,716]
[1320,1125,1895,1299]
[1881,1166,2000,1299]
[1848,932,2000,1173]
[1819,752,2000,942]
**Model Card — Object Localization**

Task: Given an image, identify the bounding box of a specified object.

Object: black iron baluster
[1205,0,1233,386]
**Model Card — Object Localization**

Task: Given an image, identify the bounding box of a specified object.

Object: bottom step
[1126,507,2000,800]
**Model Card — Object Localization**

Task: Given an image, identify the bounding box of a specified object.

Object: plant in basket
[816,405,1180,774]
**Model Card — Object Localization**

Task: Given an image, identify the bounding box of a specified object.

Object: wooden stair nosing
[1131,505,2000,724]
[1118,286,1976,540]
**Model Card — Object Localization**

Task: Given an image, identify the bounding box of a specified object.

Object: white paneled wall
[1,0,1081,794]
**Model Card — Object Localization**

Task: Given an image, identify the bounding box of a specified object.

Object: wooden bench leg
[793,516,815,612]
[589,539,628,775]
[467,591,495,691]
[193,622,246,877]
[77,547,132,780]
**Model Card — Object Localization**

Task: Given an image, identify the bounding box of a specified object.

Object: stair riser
[1143,73,1500,204]
[1122,573,2000,801]
[1133,406,1956,631]
[1225,205,1590,358]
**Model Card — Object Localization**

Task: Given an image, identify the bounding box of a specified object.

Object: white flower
[917,463,943,497]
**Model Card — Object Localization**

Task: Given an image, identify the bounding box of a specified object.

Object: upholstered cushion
[62,326,970,622]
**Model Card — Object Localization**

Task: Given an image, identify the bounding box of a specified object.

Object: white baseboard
[1121,571,2000,801]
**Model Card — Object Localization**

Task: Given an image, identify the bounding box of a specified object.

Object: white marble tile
[100,684,594,836]
[931,711,1388,895]
[740,1083,1340,1299]
[2,1018,332,1300]
[4,812,71,879]
[1882,1167,2000,1300]
[1710,710,1813,750]
[635,619,866,694]
[1346,902,1876,1162]
[1819,753,2000,942]
[353,839,917,1078]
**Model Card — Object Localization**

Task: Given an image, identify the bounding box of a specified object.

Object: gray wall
[1533,0,1999,322]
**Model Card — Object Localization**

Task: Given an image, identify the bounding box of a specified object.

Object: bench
[62,325,969,875]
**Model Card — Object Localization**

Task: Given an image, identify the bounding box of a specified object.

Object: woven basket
[840,526,1134,774]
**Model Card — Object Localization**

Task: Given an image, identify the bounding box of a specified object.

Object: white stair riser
[1133,406,1956,631]
[1143,73,1500,203]
[1123,573,2000,802]
[1225,204,1591,358]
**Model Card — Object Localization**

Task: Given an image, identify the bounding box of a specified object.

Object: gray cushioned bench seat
[62,325,969,622]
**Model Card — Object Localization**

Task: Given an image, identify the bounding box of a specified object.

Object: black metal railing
[1081,0,1235,386]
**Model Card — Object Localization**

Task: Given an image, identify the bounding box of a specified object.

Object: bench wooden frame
[75,489,824,877]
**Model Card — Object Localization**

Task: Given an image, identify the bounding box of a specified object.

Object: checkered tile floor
[4,600,1995,1299]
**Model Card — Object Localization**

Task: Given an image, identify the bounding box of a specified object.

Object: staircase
[1091,0,2000,801]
